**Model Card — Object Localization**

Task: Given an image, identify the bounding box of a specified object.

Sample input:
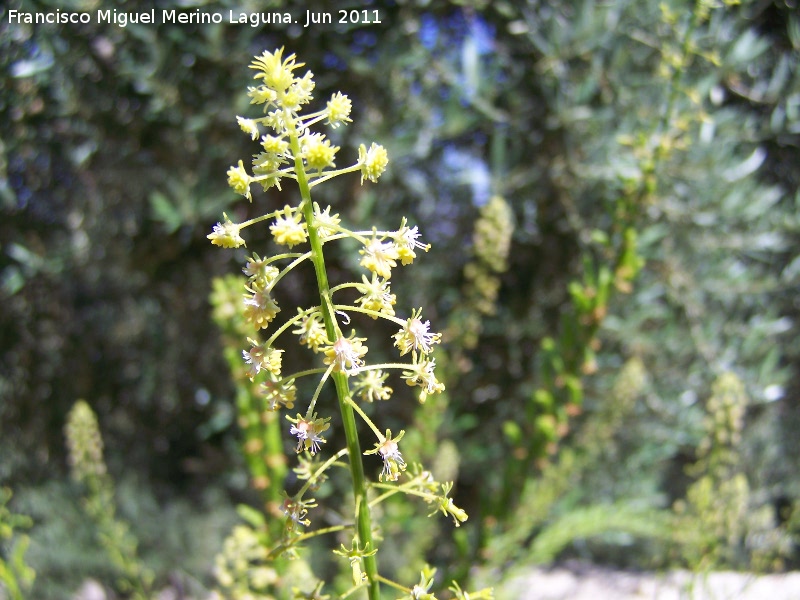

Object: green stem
[334,304,406,327]
[267,524,350,561]
[308,163,362,188]
[344,396,384,439]
[374,574,409,593]
[369,482,439,504]
[268,251,312,291]
[288,128,381,600]
[296,448,349,498]
[283,367,328,381]
[264,304,314,349]
[307,364,335,416]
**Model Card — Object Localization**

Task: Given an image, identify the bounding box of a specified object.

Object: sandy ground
[499,562,800,600]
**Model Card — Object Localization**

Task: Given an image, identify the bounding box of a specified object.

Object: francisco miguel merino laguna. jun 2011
[6,8,382,28]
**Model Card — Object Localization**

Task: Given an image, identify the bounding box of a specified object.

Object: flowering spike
[210,48,477,599]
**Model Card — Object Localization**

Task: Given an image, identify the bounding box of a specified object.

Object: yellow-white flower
[261,376,296,410]
[393,308,441,355]
[402,359,445,403]
[359,236,399,279]
[227,160,252,201]
[324,334,368,374]
[395,220,430,265]
[237,116,260,141]
[208,215,246,248]
[287,413,330,455]
[250,47,303,94]
[351,370,393,403]
[301,132,339,171]
[292,308,328,352]
[365,430,406,482]
[270,205,308,247]
[261,134,289,156]
[326,92,353,128]
[358,143,389,183]
[242,254,279,287]
[242,339,284,379]
[313,203,341,240]
[247,85,277,106]
[357,274,396,317]
[243,287,280,329]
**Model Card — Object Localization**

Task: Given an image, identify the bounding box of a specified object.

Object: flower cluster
[402,359,446,403]
[323,334,368,375]
[365,430,407,482]
[243,284,281,330]
[207,213,246,248]
[243,338,284,380]
[355,218,431,283]
[394,308,442,356]
[326,91,352,128]
[287,413,331,455]
[243,253,279,284]
[261,376,297,411]
[357,274,396,318]
[313,202,341,240]
[270,205,307,247]
[359,142,389,184]
[227,160,253,200]
[359,235,399,279]
[214,525,276,595]
[225,48,387,198]
[282,495,317,530]
[396,218,431,265]
[293,308,328,352]
[351,370,393,403]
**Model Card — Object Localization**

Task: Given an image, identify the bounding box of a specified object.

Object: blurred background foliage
[1,0,800,597]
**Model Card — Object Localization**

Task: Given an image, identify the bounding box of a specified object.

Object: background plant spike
[64,400,153,599]
[209,274,289,530]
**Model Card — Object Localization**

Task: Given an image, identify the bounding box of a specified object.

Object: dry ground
[500,561,800,600]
